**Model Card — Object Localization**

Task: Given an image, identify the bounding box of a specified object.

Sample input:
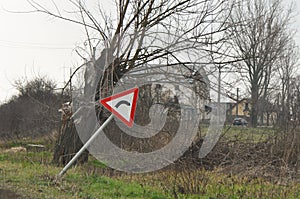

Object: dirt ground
[0,188,24,199]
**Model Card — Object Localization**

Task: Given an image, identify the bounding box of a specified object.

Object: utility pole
[69,67,72,99]
[236,88,239,117]
[218,67,221,106]
[218,66,221,124]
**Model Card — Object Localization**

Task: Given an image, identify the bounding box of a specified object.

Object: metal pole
[57,114,114,177]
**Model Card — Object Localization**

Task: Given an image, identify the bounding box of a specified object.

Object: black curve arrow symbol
[115,100,131,108]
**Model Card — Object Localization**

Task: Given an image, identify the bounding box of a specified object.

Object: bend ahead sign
[100,87,139,128]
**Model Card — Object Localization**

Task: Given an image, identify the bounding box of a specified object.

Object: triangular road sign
[100,87,139,128]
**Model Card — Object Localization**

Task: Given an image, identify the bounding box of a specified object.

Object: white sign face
[106,92,134,121]
[100,87,139,127]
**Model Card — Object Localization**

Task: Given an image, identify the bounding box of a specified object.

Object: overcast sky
[0,0,101,102]
[0,0,299,103]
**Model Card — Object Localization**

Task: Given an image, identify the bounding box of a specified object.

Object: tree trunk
[260,111,264,126]
[52,118,88,166]
[51,50,112,166]
[250,85,259,127]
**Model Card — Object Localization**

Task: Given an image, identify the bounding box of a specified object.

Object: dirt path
[0,188,23,199]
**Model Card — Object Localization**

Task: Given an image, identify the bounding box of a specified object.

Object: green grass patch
[221,126,277,142]
[0,151,169,199]
[120,169,300,199]
[88,158,108,169]
[199,125,278,143]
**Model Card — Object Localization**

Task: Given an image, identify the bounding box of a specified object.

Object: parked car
[232,118,248,126]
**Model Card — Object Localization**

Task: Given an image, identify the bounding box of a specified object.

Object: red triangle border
[100,87,139,128]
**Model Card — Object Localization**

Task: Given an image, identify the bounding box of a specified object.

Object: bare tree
[227,0,293,127]
[275,41,299,128]
[289,75,300,124]
[26,0,237,165]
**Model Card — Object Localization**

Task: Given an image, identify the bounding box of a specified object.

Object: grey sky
[0,0,299,103]
[0,0,91,102]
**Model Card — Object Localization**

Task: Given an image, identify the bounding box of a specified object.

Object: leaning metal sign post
[57,88,139,177]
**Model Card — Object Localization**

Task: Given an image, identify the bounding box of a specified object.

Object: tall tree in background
[227,0,293,127]
[276,41,299,129]
[27,0,237,165]
[290,75,300,123]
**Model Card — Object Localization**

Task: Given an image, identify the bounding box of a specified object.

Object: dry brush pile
[177,124,300,183]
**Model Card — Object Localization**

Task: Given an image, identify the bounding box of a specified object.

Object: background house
[226,98,277,126]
